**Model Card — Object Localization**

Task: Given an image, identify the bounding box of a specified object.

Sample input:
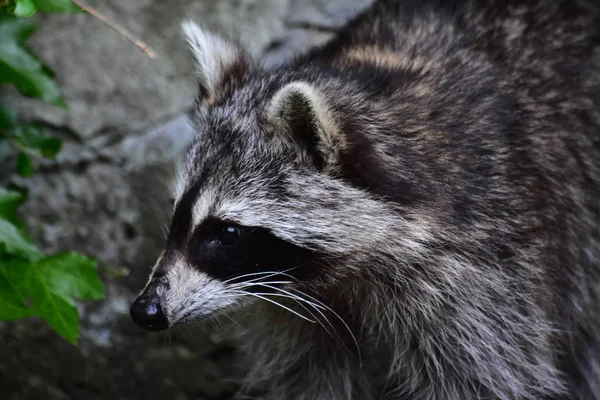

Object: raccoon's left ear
[266,82,345,170]
[182,21,251,106]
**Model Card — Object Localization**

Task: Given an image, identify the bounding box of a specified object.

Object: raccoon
[129,0,600,398]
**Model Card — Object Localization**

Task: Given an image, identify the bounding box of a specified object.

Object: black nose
[130,294,169,332]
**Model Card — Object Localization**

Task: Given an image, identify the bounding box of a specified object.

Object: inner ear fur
[182,20,252,107]
[267,82,345,170]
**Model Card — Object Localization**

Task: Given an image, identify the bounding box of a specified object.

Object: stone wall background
[0,0,372,399]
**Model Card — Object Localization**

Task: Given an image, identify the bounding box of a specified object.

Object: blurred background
[0,0,372,399]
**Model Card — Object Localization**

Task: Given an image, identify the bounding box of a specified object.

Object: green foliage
[0,102,62,181]
[0,210,40,259]
[0,250,104,343]
[0,16,66,106]
[9,122,62,157]
[15,150,33,176]
[2,0,81,17]
[0,0,105,345]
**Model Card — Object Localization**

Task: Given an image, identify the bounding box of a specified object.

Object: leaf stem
[70,0,157,58]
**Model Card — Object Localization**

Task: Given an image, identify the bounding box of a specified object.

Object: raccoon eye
[214,224,241,246]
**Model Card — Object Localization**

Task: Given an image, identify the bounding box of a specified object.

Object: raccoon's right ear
[181,21,251,106]
[266,82,344,170]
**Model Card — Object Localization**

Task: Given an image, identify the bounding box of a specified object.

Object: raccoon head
[130,22,426,332]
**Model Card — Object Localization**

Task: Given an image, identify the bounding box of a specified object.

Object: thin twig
[70,0,157,58]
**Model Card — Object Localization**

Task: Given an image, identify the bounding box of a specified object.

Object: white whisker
[243,292,317,323]
[221,289,317,324]
[289,287,362,365]
[247,283,336,338]
[222,270,298,285]
[228,281,293,290]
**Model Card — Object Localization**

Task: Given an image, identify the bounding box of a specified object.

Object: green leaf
[7,124,62,158]
[13,0,37,17]
[0,257,78,342]
[15,150,33,176]
[0,187,24,226]
[0,217,40,259]
[0,1,15,16]
[5,182,29,205]
[0,252,104,344]
[33,0,81,13]
[0,16,66,107]
[0,270,34,320]
[40,136,60,157]
[35,252,105,302]
[0,187,38,258]
[3,0,81,18]
[0,103,16,130]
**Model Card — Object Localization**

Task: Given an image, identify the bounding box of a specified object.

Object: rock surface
[0,0,372,399]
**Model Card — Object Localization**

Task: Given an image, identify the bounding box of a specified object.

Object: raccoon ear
[267,82,344,170]
[181,20,249,106]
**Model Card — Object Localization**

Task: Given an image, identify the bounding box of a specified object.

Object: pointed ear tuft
[181,20,250,106]
[267,82,345,170]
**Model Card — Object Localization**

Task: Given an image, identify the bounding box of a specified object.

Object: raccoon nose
[130,294,169,332]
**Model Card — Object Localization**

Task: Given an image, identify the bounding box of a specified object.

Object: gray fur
[134,0,600,399]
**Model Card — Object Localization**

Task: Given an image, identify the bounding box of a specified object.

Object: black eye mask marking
[185,217,320,286]
[212,222,244,246]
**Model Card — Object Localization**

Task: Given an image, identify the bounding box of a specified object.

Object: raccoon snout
[130,292,169,332]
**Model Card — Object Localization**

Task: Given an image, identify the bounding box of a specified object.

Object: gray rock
[0,0,371,398]
[287,0,373,28]
[262,28,335,68]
